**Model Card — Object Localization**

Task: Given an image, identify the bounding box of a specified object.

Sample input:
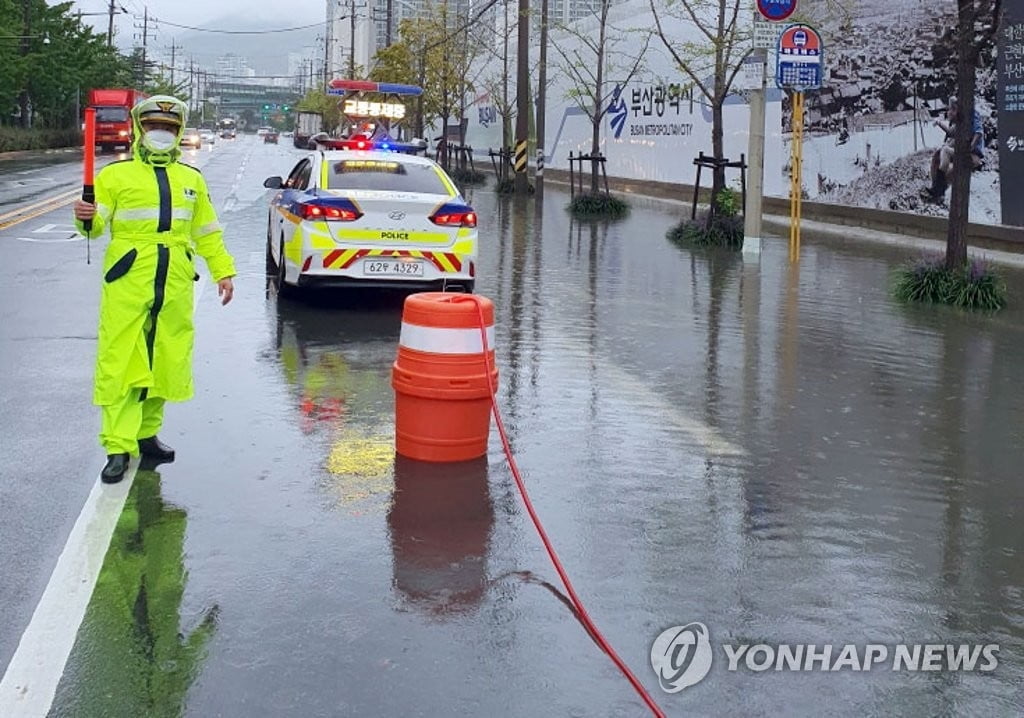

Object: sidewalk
[760,213,1024,268]
[543,175,1024,269]
[0,147,80,161]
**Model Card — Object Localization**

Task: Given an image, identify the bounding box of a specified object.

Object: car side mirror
[263,176,283,189]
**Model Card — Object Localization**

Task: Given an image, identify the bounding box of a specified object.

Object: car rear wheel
[265,222,276,274]
[276,236,294,297]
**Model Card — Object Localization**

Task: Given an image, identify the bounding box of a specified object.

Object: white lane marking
[0,461,140,717]
[0,263,209,716]
[600,360,746,457]
[16,224,84,243]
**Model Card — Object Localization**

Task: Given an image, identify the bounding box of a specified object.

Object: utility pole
[513,0,530,193]
[168,39,181,86]
[535,0,548,194]
[350,0,356,78]
[134,6,150,89]
[502,0,509,148]
[323,28,330,87]
[743,47,767,257]
[386,0,393,47]
[107,0,116,47]
[18,0,31,128]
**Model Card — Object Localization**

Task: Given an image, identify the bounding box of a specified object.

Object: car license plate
[363,259,424,276]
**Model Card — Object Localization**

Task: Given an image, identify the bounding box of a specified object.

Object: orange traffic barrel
[392,293,498,462]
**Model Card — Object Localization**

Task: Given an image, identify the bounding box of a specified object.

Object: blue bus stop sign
[776,23,823,91]
[757,0,797,22]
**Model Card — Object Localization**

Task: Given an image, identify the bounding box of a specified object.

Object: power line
[144,17,328,34]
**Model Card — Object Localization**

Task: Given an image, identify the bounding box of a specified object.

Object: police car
[264,143,477,293]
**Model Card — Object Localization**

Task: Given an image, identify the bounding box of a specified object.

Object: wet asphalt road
[2,135,1023,716]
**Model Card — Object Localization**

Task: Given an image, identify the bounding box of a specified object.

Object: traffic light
[283,105,290,111]
[263,104,270,110]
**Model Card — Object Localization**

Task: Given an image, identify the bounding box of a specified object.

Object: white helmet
[131,95,188,163]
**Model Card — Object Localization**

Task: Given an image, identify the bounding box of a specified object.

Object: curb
[0,147,81,161]
[541,176,1024,269]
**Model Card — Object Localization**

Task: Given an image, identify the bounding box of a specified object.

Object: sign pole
[743,47,767,258]
[789,90,803,263]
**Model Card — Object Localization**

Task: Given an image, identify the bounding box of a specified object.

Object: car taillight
[301,203,360,221]
[430,210,477,228]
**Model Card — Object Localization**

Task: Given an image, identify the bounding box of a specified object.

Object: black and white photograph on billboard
[781,0,1005,225]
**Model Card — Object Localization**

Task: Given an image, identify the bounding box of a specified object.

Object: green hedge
[893,256,1008,311]
[0,127,82,153]
[568,191,629,219]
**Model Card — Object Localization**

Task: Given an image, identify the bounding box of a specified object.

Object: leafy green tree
[296,89,342,134]
[3,0,133,129]
[146,73,191,102]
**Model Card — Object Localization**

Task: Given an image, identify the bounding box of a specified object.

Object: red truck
[88,88,148,151]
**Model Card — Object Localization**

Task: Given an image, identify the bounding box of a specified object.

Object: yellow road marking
[0,188,79,224]
[0,194,79,232]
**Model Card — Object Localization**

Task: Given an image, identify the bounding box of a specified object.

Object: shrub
[667,213,744,248]
[893,256,1007,311]
[666,186,744,248]
[568,191,629,219]
[0,127,81,153]
[449,167,487,185]
[495,178,517,194]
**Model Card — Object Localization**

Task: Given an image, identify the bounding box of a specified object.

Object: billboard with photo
[454,0,1014,227]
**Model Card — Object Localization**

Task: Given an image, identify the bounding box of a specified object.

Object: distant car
[257,126,273,136]
[264,131,279,144]
[220,128,236,139]
[181,127,202,149]
[263,148,478,293]
[199,129,216,144]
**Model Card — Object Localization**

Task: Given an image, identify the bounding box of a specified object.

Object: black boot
[101,453,130,484]
[138,436,175,462]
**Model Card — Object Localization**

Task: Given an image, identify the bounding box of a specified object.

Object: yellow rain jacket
[75,150,235,406]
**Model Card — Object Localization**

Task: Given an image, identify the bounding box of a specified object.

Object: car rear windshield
[327,159,449,194]
[96,107,128,122]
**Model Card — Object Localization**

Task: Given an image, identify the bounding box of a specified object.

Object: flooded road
[2,137,1022,716]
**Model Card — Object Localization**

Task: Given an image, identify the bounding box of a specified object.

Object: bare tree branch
[649,0,713,101]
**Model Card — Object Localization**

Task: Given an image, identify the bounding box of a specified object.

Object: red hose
[453,295,666,718]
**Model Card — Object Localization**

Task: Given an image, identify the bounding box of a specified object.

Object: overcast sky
[67,0,326,63]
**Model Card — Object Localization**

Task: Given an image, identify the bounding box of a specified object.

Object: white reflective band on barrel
[399,322,496,354]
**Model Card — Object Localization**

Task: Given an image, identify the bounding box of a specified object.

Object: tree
[3,0,132,129]
[146,73,190,101]
[296,90,342,134]
[551,0,651,193]
[946,0,1002,269]
[648,0,749,213]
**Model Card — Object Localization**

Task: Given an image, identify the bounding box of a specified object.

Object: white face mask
[142,129,177,152]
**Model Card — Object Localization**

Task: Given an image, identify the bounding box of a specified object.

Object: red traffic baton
[82,108,95,262]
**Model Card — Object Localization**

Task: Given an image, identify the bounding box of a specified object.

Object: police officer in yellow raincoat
[73,95,236,483]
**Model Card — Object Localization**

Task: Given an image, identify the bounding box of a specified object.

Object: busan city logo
[651,622,1000,693]
[607,85,628,139]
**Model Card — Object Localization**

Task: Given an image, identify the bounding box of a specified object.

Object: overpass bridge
[207,81,303,127]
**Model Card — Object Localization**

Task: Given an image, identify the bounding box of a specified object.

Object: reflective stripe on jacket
[74,157,236,405]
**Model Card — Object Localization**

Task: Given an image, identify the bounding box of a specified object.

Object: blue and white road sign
[776,23,823,90]
[757,0,797,22]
